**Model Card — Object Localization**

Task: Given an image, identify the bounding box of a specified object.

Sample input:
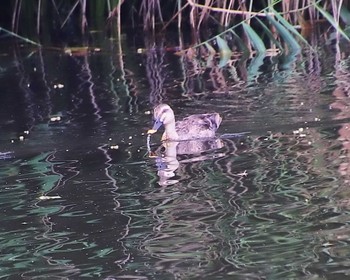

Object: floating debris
[110,145,119,150]
[137,48,146,54]
[50,116,61,122]
[293,127,307,138]
[293,127,304,134]
[64,47,88,56]
[64,47,101,56]
[53,83,64,89]
[39,195,61,200]
[147,129,157,134]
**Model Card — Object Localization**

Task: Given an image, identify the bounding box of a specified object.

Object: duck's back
[175,113,222,140]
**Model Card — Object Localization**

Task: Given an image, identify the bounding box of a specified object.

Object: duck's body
[147,104,222,141]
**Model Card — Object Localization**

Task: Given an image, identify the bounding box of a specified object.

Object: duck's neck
[163,121,178,141]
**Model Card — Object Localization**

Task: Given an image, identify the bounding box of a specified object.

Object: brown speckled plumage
[148,104,222,141]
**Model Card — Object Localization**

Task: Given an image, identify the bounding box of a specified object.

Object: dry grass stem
[186,0,274,17]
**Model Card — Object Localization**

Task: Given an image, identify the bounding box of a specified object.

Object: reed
[4,0,350,48]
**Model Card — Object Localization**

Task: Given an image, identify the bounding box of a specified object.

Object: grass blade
[255,17,283,50]
[204,42,216,55]
[242,22,266,54]
[216,36,232,67]
[229,30,249,54]
[0,27,41,46]
[270,6,310,46]
[315,3,350,41]
[266,14,301,54]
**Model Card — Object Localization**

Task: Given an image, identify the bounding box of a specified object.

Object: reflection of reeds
[6,1,349,70]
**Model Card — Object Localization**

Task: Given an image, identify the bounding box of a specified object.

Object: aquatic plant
[3,0,350,58]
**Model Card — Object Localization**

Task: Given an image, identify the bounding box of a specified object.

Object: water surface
[0,36,350,279]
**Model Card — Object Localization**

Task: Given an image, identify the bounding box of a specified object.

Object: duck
[147,104,222,141]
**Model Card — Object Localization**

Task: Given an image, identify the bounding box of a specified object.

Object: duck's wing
[181,113,222,131]
[176,138,224,155]
[175,113,222,140]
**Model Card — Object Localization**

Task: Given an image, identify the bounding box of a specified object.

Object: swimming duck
[147,104,222,141]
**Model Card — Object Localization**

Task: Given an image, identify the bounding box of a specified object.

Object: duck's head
[147,104,175,134]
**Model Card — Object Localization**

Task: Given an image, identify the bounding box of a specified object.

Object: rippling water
[0,36,350,279]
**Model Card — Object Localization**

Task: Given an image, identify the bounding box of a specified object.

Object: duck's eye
[162,108,169,114]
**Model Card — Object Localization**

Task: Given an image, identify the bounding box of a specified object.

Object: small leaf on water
[53,83,64,89]
[39,195,61,200]
[137,48,146,54]
[50,116,61,122]
[64,47,89,56]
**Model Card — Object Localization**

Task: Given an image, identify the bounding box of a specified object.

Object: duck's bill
[147,129,157,134]
[147,119,163,134]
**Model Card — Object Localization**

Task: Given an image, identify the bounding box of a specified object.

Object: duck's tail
[198,113,222,131]
[211,113,222,130]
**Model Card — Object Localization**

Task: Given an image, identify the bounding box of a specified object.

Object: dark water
[0,36,350,279]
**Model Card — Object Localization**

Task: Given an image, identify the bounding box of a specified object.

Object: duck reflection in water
[147,104,224,186]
